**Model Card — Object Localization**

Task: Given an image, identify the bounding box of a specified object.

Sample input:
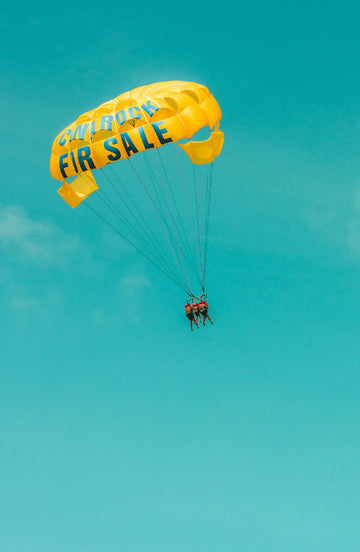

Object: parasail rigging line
[128,157,193,295]
[203,163,214,287]
[156,149,202,287]
[128,155,192,293]
[83,201,191,295]
[95,189,186,287]
[143,154,169,227]
[177,148,204,288]
[193,165,205,291]
[101,166,182,284]
[211,306,360,486]
[142,152,195,278]
[93,190,188,288]
[148,150,194,291]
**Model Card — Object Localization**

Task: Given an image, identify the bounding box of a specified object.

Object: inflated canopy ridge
[50,81,223,182]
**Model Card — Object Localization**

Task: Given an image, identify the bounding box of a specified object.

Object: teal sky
[1,2,360,551]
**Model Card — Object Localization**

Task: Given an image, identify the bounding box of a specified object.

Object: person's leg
[206,312,213,325]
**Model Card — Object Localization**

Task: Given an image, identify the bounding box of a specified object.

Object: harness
[184,304,194,318]
[199,305,207,314]
[186,294,209,314]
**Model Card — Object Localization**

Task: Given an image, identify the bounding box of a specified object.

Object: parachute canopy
[50,81,224,296]
[50,81,223,188]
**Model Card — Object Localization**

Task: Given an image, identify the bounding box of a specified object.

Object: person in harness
[199,299,213,326]
[184,303,199,331]
[192,303,202,325]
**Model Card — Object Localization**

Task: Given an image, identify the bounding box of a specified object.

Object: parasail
[50,81,224,296]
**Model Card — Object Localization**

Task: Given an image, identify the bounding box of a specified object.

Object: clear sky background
[1,1,360,551]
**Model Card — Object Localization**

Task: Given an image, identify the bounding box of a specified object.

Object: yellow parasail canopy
[50,81,224,191]
[50,81,224,294]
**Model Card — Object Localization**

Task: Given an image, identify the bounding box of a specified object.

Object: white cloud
[301,205,338,240]
[0,204,89,318]
[346,190,360,257]
[9,293,39,313]
[118,270,153,323]
[0,204,83,267]
[119,272,152,293]
[4,282,65,321]
[300,188,360,261]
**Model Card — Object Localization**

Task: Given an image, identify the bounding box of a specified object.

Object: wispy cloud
[7,285,55,316]
[0,204,83,267]
[119,272,152,293]
[347,225,360,258]
[346,189,360,257]
[118,270,153,323]
[86,270,153,327]
[0,204,88,318]
[300,187,360,262]
[3,279,66,323]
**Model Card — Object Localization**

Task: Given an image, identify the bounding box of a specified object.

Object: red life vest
[184,304,192,314]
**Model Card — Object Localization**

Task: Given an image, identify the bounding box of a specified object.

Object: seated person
[184,303,199,331]
[192,303,202,324]
[199,300,213,326]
